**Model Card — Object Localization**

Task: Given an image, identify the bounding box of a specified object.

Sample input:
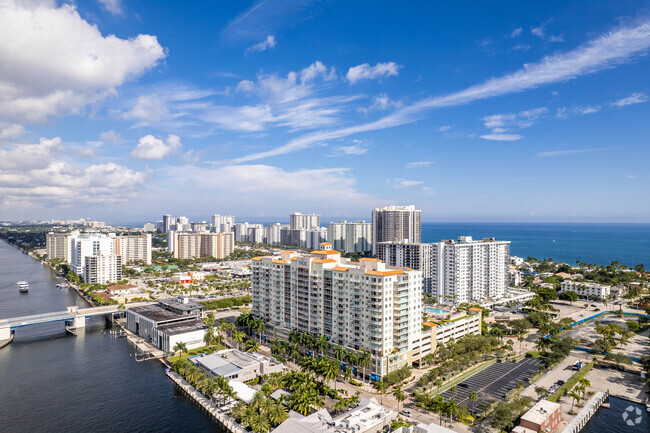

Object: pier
[0,302,153,344]
[561,390,609,433]
[165,369,247,433]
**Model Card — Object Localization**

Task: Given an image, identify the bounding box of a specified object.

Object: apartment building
[327,221,372,253]
[264,223,289,245]
[421,309,482,348]
[289,212,320,230]
[371,205,421,255]
[280,227,327,249]
[46,232,75,261]
[84,254,122,284]
[162,214,174,233]
[114,233,152,265]
[233,222,264,242]
[377,242,435,292]
[211,214,235,233]
[251,245,423,377]
[70,233,115,277]
[170,232,235,259]
[560,280,611,300]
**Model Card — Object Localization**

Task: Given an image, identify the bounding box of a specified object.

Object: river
[0,240,223,432]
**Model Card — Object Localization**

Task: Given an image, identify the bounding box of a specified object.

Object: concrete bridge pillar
[73,316,86,328]
[0,326,11,340]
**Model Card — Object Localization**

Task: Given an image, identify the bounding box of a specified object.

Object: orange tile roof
[422,321,437,327]
[106,284,136,292]
[311,250,341,255]
[319,242,332,246]
[251,257,263,261]
[291,257,298,260]
[360,257,381,262]
[331,266,349,272]
[365,269,405,276]
[313,258,337,264]
[272,259,288,264]
[468,307,483,312]
[280,250,295,254]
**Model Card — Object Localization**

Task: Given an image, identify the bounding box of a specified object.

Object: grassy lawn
[166,345,224,363]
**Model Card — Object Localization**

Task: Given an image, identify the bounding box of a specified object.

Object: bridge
[0,302,154,343]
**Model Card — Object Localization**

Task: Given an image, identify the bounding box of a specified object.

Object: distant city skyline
[1,1,649,222]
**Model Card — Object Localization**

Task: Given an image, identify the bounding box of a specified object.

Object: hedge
[548,361,594,402]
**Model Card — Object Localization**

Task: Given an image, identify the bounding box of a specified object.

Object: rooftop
[158,297,203,312]
[106,284,137,292]
[521,399,561,425]
[156,319,205,335]
[130,304,184,322]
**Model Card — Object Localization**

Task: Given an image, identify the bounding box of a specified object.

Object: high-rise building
[211,214,235,233]
[251,246,423,377]
[143,223,156,232]
[289,212,320,230]
[114,233,152,265]
[84,255,122,284]
[46,232,75,262]
[371,205,421,255]
[378,237,510,304]
[162,214,173,233]
[327,221,372,253]
[175,216,190,232]
[280,227,327,249]
[263,223,288,245]
[377,242,435,293]
[70,233,115,277]
[170,232,235,259]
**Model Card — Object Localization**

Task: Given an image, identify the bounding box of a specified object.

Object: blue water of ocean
[420,223,650,268]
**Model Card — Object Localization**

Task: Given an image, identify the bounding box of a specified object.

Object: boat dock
[165,369,247,433]
[561,390,609,433]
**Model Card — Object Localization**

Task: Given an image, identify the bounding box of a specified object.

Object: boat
[17,281,29,293]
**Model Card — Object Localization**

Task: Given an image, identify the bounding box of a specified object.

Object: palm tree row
[172,359,235,407]
[231,392,288,433]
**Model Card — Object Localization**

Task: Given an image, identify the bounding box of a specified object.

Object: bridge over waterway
[0,302,153,343]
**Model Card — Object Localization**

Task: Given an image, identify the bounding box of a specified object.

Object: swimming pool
[425,307,450,314]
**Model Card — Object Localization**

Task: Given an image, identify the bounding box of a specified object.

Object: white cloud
[480,133,523,141]
[121,94,171,125]
[346,62,401,84]
[391,178,424,188]
[358,94,402,114]
[406,161,435,169]
[98,0,123,15]
[99,130,123,144]
[232,20,650,163]
[611,92,648,107]
[511,28,523,38]
[131,134,182,159]
[535,148,610,158]
[574,105,601,115]
[329,140,369,156]
[0,123,24,141]
[422,186,434,195]
[0,137,148,207]
[0,1,165,123]
[236,80,256,93]
[245,35,277,54]
[437,125,452,132]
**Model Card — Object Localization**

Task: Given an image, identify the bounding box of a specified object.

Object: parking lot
[440,357,542,413]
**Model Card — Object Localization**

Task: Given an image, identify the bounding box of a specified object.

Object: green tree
[173,341,188,357]
[374,379,388,405]
[535,386,549,399]
[244,338,260,352]
[568,390,581,412]
[393,385,406,413]
[431,395,446,426]
[468,391,478,415]
[232,331,245,351]
[248,413,270,433]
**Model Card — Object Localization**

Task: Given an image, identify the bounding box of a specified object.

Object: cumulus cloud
[0,1,165,123]
[99,130,123,144]
[0,123,24,141]
[358,94,402,114]
[245,35,277,54]
[346,62,401,84]
[0,137,148,207]
[511,28,523,38]
[131,134,182,159]
[121,94,171,125]
[98,0,123,15]
[611,92,648,107]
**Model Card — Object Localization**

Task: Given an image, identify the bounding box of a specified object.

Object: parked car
[459,383,469,388]
[400,410,412,417]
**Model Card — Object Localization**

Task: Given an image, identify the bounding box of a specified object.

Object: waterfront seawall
[165,369,247,433]
[561,390,609,433]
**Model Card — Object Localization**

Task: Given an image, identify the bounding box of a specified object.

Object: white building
[377,242,434,292]
[70,233,115,277]
[170,232,235,259]
[46,232,75,262]
[264,223,288,245]
[211,214,235,233]
[371,205,421,255]
[84,254,122,284]
[327,221,372,253]
[510,256,524,266]
[114,233,152,265]
[195,349,284,382]
[162,214,174,233]
[143,223,156,232]
[560,280,611,300]
[508,267,522,287]
[289,212,320,230]
[422,311,482,346]
[280,227,327,249]
[252,245,423,377]
[233,223,264,242]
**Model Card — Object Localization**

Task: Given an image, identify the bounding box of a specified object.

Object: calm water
[421,222,650,268]
[582,396,648,433]
[0,240,221,432]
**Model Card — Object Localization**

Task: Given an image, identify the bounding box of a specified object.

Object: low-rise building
[104,284,150,304]
[420,309,482,353]
[195,349,284,382]
[125,296,205,353]
[512,399,562,433]
[171,271,206,284]
[560,280,611,300]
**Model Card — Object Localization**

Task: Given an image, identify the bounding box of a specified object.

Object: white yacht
[17,281,29,293]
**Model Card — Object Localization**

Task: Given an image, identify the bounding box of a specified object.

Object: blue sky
[1,0,649,224]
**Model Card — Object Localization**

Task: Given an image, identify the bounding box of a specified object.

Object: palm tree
[346,351,358,376]
[315,335,328,357]
[248,413,271,433]
[203,312,215,327]
[271,339,283,356]
[468,391,478,415]
[568,390,581,412]
[393,385,406,413]
[334,345,345,363]
[233,330,245,351]
[268,402,288,425]
[359,350,372,383]
[321,359,339,391]
[374,379,388,404]
[445,398,459,427]
[204,325,215,346]
[244,338,260,352]
[173,341,188,357]
[431,395,446,426]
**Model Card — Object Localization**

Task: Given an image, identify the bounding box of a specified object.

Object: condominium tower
[114,233,152,265]
[371,205,421,255]
[212,214,235,233]
[289,212,320,230]
[327,221,372,253]
[251,244,423,377]
[170,232,235,260]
